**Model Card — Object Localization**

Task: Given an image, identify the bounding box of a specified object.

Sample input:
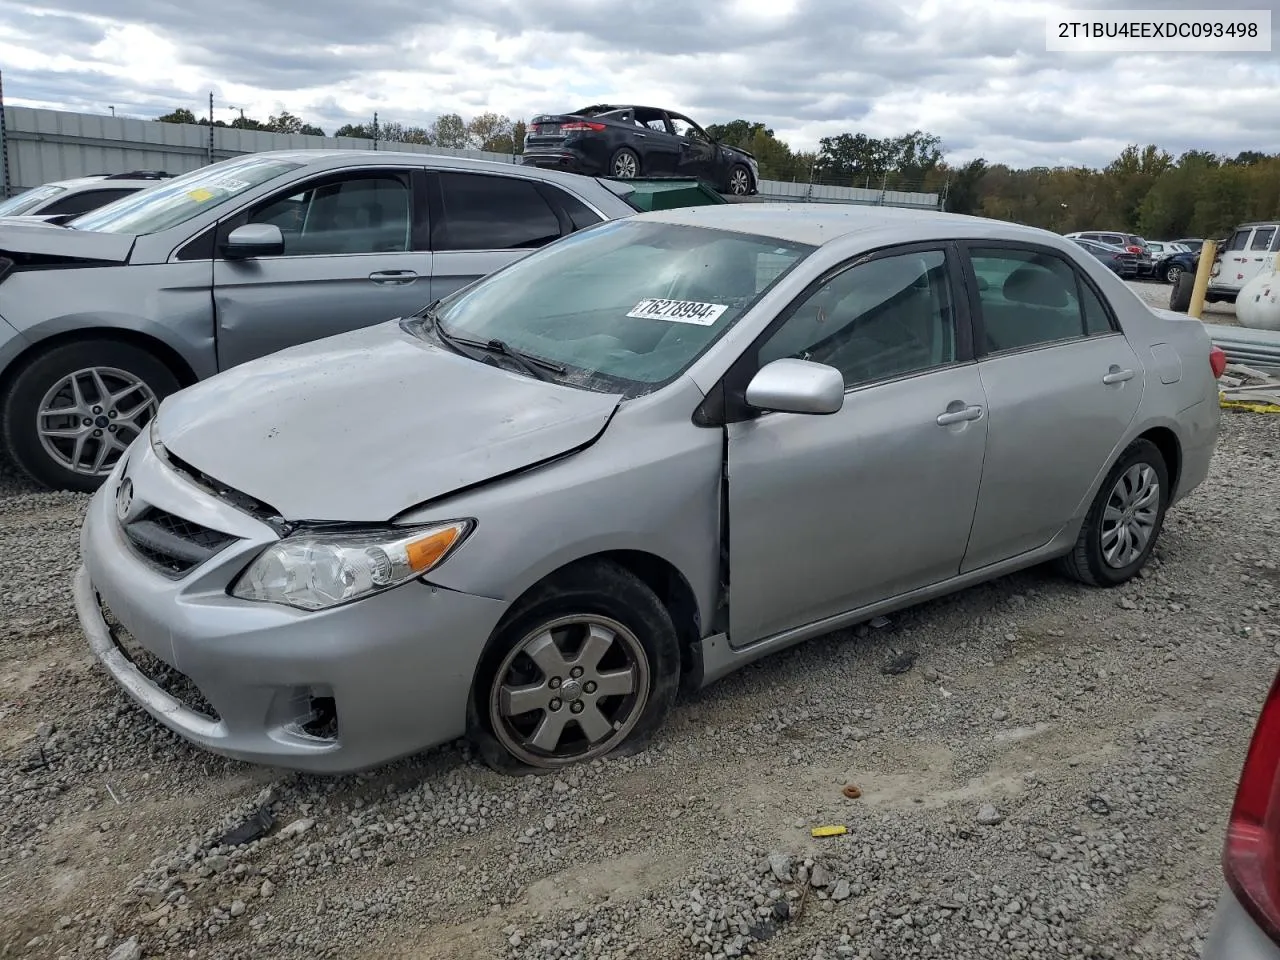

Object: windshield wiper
[427,307,565,381]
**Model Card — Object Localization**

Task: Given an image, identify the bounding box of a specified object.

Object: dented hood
[156,320,622,522]
[0,222,135,261]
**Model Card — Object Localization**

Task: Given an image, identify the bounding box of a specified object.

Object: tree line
[154,106,1279,239]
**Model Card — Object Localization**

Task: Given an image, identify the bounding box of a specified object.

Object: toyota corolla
[75,204,1222,774]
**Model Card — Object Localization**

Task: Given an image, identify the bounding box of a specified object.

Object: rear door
[212,165,430,370]
[958,241,1144,572]
[427,170,590,301]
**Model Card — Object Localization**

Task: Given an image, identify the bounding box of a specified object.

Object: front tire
[1163,263,1183,285]
[610,148,640,179]
[1056,438,1170,587]
[727,164,754,195]
[0,339,179,492]
[1169,269,1194,312]
[468,560,681,773]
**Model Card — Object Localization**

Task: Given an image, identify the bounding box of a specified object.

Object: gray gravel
[1,303,1277,959]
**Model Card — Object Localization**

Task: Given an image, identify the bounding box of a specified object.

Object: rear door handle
[936,404,984,426]
[1102,367,1135,384]
[369,270,419,285]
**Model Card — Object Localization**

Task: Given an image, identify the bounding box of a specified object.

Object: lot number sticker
[626,298,728,326]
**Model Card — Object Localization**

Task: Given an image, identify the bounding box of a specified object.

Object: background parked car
[1065,230,1154,277]
[1146,240,1192,261]
[521,104,760,195]
[1208,221,1280,304]
[1174,237,1206,251]
[0,171,173,224]
[1156,245,1198,284]
[1070,237,1139,277]
[1201,668,1280,958]
[0,150,661,492]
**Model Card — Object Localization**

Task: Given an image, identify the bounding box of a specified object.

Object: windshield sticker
[207,178,251,192]
[626,298,729,326]
[186,188,216,202]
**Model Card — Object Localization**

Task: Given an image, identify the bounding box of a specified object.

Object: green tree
[156,108,196,125]
[335,123,373,139]
[431,113,469,149]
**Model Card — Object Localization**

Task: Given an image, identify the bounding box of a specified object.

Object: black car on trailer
[521,105,760,196]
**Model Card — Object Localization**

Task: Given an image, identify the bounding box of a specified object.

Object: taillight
[560,121,606,133]
[1210,345,1227,378]
[1223,670,1280,945]
[1127,245,1143,255]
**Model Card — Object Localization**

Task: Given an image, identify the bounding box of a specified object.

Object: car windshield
[422,218,813,396]
[0,183,66,216]
[68,155,304,235]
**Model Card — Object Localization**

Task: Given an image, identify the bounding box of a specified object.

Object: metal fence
[0,105,942,209]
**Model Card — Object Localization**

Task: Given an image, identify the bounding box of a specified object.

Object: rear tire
[0,339,179,492]
[467,559,681,774]
[610,148,640,179]
[1169,270,1194,313]
[1056,438,1170,588]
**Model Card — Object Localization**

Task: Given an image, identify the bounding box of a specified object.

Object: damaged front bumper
[75,439,508,774]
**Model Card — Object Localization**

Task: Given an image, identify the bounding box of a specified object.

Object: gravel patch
[1125,276,1237,322]
[1,403,1277,959]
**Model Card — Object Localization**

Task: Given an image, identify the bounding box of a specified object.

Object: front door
[724,244,988,646]
[668,114,719,183]
[959,242,1144,571]
[427,170,569,301]
[212,168,430,370]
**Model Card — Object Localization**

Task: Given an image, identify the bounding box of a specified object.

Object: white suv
[0,171,174,224]
[1207,221,1280,304]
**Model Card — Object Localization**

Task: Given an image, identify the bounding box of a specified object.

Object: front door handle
[936,403,984,426]
[369,270,419,285]
[1102,366,1135,385]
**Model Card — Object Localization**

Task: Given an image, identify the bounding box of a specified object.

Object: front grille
[120,506,238,579]
[100,599,220,721]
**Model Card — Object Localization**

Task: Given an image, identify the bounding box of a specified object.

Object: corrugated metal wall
[0,106,942,209]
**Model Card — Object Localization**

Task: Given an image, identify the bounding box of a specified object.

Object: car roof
[236,149,608,190]
[631,202,1067,248]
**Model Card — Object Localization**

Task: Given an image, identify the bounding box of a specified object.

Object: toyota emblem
[115,478,134,522]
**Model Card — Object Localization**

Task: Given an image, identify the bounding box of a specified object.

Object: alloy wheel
[488,614,651,767]
[612,153,638,179]
[1100,463,1160,569]
[729,168,751,194]
[36,366,158,477]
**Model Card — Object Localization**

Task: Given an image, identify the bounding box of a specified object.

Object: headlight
[231,520,473,611]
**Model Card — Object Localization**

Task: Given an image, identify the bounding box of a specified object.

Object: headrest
[1003,264,1070,308]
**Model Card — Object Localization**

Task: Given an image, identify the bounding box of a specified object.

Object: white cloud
[0,0,1276,167]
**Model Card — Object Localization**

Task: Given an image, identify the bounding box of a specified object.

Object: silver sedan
[75,203,1222,773]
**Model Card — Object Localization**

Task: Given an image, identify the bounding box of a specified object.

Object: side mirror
[745,358,845,415]
[221,223,284,260]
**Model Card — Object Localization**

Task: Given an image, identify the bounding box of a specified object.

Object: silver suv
[0,150,638,490]
[0,171,174,224]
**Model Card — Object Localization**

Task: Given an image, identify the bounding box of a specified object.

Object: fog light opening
[300,695,338,740]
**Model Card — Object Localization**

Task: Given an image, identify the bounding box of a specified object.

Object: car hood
[156,320,623,522]
[0,222,135,261]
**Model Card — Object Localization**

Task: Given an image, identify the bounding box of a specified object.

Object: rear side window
[1250,227,1276,251]
[41,188,139,216]
[434,173,562,251]
[545,187,603,231]
[969,247,1110,353]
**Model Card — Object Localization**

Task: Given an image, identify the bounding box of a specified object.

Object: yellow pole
[1188,239,1217,319]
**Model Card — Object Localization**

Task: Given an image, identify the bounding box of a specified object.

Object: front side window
[242,174,411,256]
[422,218,812,394]
[70,155,303,235]
[670,116,706,140]
[1228,230,1251,251]
[758,249,956,387]
[970,247,1105,353]
[0,183,65,216]
[434,172,561,251]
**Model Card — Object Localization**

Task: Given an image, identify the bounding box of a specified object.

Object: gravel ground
[2,288,1276,960]
[1126,277,1237,323]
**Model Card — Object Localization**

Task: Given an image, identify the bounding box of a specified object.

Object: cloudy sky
[0,0,1277,169]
